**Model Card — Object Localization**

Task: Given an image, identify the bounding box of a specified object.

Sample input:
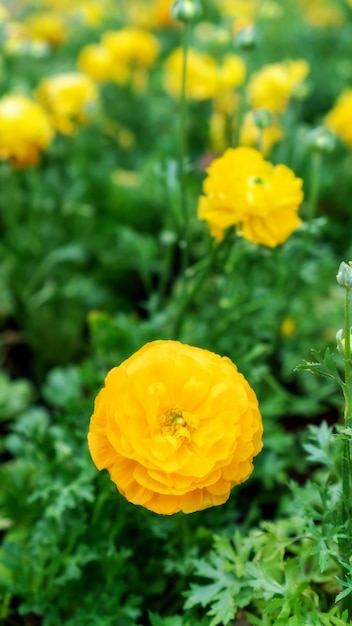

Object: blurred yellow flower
[218,54,246,92]
[77,43,116,82]
[198,147,303,247]
[298,0,345,28]
[248,60,310,113]
[151,0,176,27]
[219,0,257,22]
[325,90,352,146]
[240,110,283,155]
[102,27,160,70]
[164,47,218,100]
[36,72,98,135]
[26,12,68,48]
[88,340,263,515]
[98,28,160,90]
[74,0,106,26]
[0,3,9,22]
[280,317,297,337]
[0,94,53,168]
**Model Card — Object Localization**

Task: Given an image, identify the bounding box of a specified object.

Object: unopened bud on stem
[171,0,203,22]
[337,262,352,289]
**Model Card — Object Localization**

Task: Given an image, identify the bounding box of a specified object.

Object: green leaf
[208,589,236,626]
[295,348,343,387]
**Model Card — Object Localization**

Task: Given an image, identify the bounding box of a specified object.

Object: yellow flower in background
[298,0,345,28]
[77,43,116,82]
[151,0,176,27]
[0,94,53,168]
[74,0,106,26]
[248,60,310,113]
[164,47,218,100]
[102,28,160,70]
[25,12,68,48]
[99,28,160,90]
[198,147,303,247]
[218,54,246,92]
[88,340,263,515]
[122,0,176,28]
[325,90,352,146]
[219,0,257,23]
[36,72,98,135]
[0,3,9,22]
[240,111,283,155]
[281,317,297,337]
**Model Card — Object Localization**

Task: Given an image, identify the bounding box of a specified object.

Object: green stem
[173,240,220,340]
[307,151,322,223]
[340,286,352,617]
[179,21,191,273]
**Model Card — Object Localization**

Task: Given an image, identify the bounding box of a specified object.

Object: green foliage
[1,0,352,624]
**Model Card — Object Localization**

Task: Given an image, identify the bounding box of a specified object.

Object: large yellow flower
[36,72,98,135]
[0,94,53,168]
[198,147,303,247]
[325,90,352,146]
[248,60,309,113]
[88,340,263,515]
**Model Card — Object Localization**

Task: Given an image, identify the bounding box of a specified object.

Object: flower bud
[337,262,352,289]
[336,329,345,356]
[234,26,259,51]
[170,0,203,23]
[253,108,274,130]
[307,126,336,154]
[336,328,352,356]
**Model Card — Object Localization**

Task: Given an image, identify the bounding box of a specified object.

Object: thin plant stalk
[178,21,192,273]
[340,283,352,617]
[307,150,322,223]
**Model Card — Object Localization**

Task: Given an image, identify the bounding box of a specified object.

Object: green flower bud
[307,126,336,153]
[170,0,203,23]
[336,329,345,356]
[234,26,259,51]
[253,108,275,130]
[336,328,352,356]
[337,261,352,289]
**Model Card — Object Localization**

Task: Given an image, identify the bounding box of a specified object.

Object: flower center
[160,407,192,443]
[249,175,267,186]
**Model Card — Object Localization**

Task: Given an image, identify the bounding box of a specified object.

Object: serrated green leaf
[184,581,225,610]
[295,348,343,387]
[208,588,236,626]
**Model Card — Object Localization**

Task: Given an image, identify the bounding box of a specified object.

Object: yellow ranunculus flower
[102,28,160,69]
[325,90,352,146]
[74,1,106,26]
[198,147,303,247]
[248,60,310,113]
[298,0,345,28]
[0,94,53,168]
[26,12,68,48]
[151,0,176,27]
[36,72,98,135]
[218,54,246,92]
[164,47,218,100]
[240,110,283,155]
[77,43,116,82]
[88,340,263,515]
